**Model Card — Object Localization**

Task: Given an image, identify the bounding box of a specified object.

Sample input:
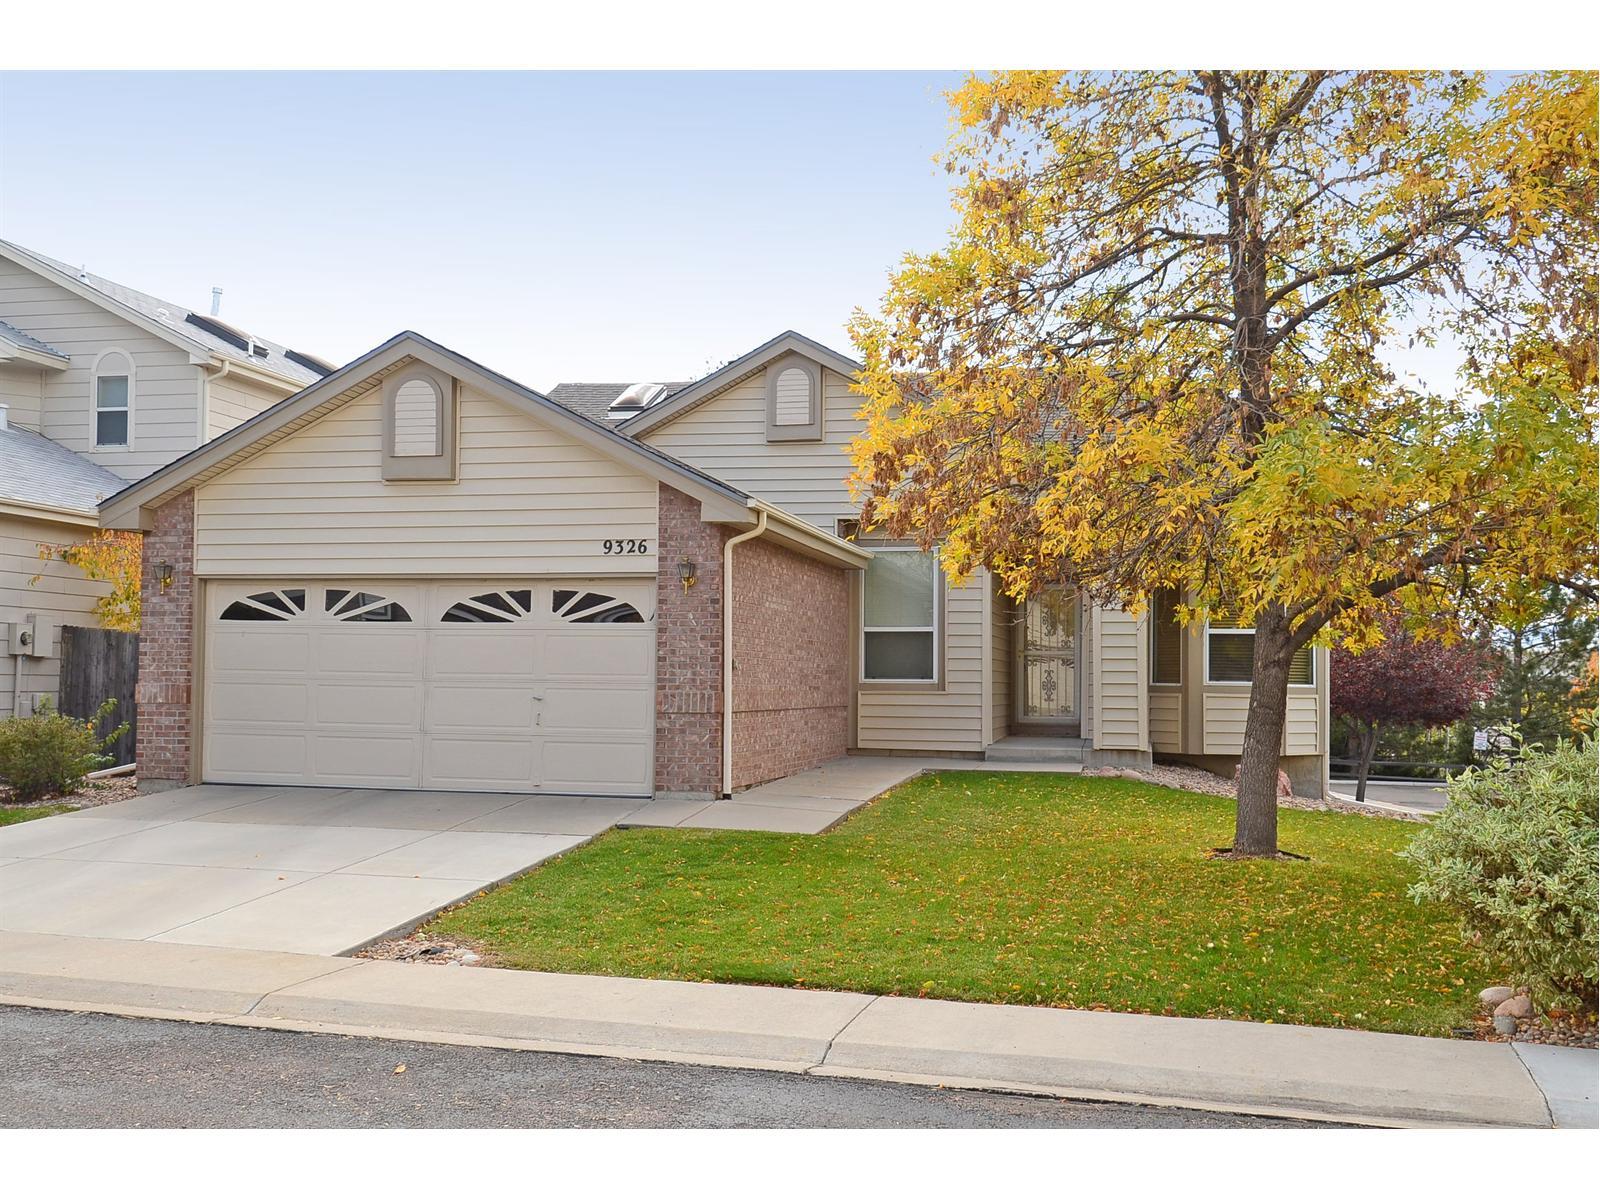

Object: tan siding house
[0,239,325,720]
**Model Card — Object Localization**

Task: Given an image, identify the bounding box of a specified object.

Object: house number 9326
[602,539,649,555]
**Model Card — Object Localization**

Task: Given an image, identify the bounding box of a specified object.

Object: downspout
[721,508,767,798]
[201,358,231,443]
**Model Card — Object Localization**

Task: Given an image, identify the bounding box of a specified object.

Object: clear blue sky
[0,71,964,388]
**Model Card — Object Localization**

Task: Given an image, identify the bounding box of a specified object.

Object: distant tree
[1472,584,1597,750]
[33,531,143,633]
[1331,612,1498,802]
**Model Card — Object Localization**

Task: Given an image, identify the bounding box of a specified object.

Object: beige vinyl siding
[642,369,860,527]
[857,572,987,752]
[1149,690,1182,752]
[0,363,44,430]
[1201,683,1322,755]
[193,385,658,577]
[0,257,205,482]
[0,513,109,719]
[1090,605,1147,751]
[207,371,286,439]
[640,365,993,753]
[989,577,1012,742]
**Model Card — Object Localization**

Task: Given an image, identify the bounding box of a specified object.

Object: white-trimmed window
[862,547,939,682]
[1150,588,1182,685]
[93,350,133,447]
[1205,610,1314,685]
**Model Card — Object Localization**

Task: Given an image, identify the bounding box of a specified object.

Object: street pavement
[1328,780,1450,812]
[0,1006,1325,1129]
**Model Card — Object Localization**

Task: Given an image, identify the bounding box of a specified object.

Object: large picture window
[1205,610,1313,685]
[862,548,939,682]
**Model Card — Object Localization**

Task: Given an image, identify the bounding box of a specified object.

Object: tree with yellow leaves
[35,530,142,633]
[850,71,1597,856]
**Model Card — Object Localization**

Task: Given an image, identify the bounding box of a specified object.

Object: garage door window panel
[441,590,534,623]
[554,590,645,624]
[220,589,307,621]
[325,589,411,622]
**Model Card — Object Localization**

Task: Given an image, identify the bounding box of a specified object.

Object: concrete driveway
[0,784,651,955]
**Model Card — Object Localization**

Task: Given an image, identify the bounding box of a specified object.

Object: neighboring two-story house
[100,329,1329,801]
[0,239,328,719]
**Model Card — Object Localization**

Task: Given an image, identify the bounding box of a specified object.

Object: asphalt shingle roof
[0,424,129,516]
[0,318,68,359]
[0,240,326,387]
[546,381,689,426]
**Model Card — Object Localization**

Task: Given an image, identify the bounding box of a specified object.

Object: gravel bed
[1082,763,1426,822]
[0,774,139,810]
[357,933,497,968]
[1473,1008,1598,1049]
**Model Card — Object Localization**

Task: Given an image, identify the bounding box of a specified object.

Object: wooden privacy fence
[58,625,138,767]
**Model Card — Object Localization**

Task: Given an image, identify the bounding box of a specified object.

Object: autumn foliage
[35,531,142,633]
[848,70,1598,854]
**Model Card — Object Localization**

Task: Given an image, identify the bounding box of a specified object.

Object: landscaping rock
[1492,1014,1519,1036]
[1118,769,1146,781]
[1478,986,1516,1007]
[1494,994,1535,1020]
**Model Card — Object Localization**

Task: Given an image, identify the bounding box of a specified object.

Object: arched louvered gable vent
[391,378,442,456]
[382,365,457,481]
[765,354,821,442]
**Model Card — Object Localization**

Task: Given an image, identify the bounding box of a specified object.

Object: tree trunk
[1234,604,1294,856]
[1353,721,1380,804]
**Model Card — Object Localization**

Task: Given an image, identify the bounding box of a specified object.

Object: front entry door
[1018,588,1078,726]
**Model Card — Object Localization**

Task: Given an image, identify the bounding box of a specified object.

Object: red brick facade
[653,484,728,798]
[136,490,196,785]
[729,537,852,790]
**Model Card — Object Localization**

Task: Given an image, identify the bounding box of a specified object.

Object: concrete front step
[984,737,1086,764]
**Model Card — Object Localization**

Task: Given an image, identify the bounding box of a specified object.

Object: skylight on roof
[608,382,667,417]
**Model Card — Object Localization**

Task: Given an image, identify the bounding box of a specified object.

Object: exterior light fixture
[678,559,697,591]
[156,562,175,591]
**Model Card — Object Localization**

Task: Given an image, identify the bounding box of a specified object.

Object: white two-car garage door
[203,581,655,795]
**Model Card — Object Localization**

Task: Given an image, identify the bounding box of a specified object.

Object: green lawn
[0,803,74,826]
[429,772,1488,1037]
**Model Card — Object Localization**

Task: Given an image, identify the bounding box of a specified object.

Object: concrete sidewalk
[1,930,1586,1129]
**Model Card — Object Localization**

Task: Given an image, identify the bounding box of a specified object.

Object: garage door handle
[530,694,544,701]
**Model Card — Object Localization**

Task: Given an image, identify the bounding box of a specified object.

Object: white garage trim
[201,579,656,796]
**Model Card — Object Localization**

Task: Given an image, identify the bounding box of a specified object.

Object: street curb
[0,932,1575,1129]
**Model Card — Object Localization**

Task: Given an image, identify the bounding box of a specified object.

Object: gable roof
[99,331,869,569]
[0,424,128,522]
[0,239,326,390]
[618,330,861,436]
[546,381,690,425]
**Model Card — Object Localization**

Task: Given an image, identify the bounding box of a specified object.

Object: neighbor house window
[1205,609,1313,685]
[1150,588,1182,685]
[862,547,939,682]
[93,351,133,447]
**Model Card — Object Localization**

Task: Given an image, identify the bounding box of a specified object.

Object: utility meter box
[7,616,55,658]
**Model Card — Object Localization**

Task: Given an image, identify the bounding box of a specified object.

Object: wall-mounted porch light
[678,559,698,592]
[156,562,175,591]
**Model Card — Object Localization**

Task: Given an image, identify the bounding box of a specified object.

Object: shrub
[0,697,127,803]
[1402,737,1599,1008]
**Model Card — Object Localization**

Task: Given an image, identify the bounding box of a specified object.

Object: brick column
[653,484,728,799]
[136,490,196,787]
